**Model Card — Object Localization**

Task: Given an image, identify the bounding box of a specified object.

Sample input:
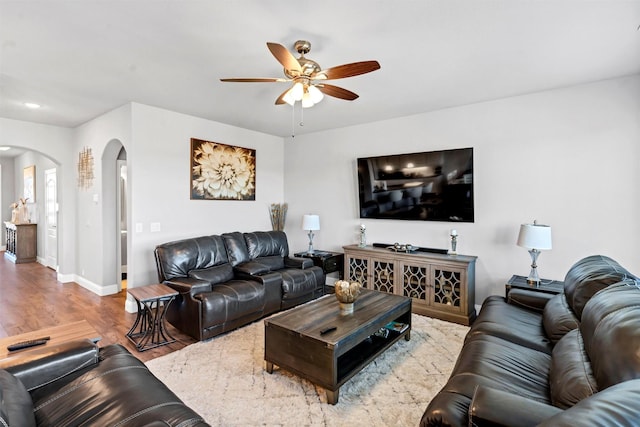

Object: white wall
[129,103,285,288]
[0,118,76,276]
[284,75,640,304]
[0,158,15,246]
[74,104,132,294]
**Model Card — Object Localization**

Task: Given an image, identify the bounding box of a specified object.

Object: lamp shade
[517,222,552,250]
[302,214,320,231]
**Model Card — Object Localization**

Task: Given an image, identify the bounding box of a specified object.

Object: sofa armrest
[234,260,271,276]
[0,339,99,392]
[469,385,562,427]
[537,379,640,427]
[507,289,555,312]
[165,277,211,296]
[285,257,313,269]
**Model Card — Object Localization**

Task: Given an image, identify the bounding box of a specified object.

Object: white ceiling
[1,0,639,139]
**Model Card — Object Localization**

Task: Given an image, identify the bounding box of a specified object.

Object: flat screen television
[357,148,474,222]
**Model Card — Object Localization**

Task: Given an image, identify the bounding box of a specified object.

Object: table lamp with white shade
[517,220,552,286]
[302,214,320,254]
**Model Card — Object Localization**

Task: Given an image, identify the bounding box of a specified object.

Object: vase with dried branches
[269,203,288,231]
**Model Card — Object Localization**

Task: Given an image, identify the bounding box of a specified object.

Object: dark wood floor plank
[0,253,196,362]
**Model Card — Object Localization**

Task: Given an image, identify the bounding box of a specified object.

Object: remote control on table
[7,336,50,351]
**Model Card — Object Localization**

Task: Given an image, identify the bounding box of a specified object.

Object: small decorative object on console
[449,229,458,255]
[359,223,367,247]
[390,242,416,252]
[334,280,362,314]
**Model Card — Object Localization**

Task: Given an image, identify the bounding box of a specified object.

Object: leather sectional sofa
[0,339,208,426]
[154,230,325,341]
[421,255,640,426]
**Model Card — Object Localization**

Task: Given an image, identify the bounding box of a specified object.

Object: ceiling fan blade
[266,42,302,75]
[275,88,290,105]
[220,77,288,83]
[315,60,380,80]
[316,84,359,101]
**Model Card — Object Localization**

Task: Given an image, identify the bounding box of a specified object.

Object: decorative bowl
[334,280,362,314]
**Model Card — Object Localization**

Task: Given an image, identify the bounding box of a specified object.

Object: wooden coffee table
[264,288,411,404]
[0,320,101,361]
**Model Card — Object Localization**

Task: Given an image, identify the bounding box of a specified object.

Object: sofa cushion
[0,369,36,427]
[222,232,250,266]
[280,268,321,301]
[254,255,285,272]
[189,263,234,285]
[244,231,289,259]
[563,255,634,319]
[549,329,597,408]
[466,296,552,354]
[197,280,266,328]
[155,235,229,281]
[30,345,206,426]
[543,294,579,343]
[580,280,640,389]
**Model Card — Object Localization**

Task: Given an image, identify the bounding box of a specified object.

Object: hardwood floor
[0,253,196,362]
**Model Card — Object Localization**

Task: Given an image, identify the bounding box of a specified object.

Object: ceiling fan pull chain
[291,103,296,138]
[299,103,304,127]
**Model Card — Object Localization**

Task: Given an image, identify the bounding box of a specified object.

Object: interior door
[44,168,58,270]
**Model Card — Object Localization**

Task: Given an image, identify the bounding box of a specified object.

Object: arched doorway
[101,139,128,292]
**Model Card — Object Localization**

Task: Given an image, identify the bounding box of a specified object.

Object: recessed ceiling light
[0,146,11,151]
[24,102,41,109]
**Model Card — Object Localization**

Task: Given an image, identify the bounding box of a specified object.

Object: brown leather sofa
[421,255,640,427]
[0,339,208,426]
[154,230,325,341]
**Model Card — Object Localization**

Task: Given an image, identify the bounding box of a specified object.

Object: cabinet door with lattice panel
[346,255,369,288]
[430,266,466,313]
[370,258,396,294]
[399,261,430,306]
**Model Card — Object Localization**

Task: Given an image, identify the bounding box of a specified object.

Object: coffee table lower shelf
[264,289,411,404]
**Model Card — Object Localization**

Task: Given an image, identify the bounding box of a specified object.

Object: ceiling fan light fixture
[301,92,315,108]
[282,89,296,106]
[291,82,304,101]
[308,85,324,104]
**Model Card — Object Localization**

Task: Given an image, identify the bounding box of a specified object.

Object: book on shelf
[384,321,409,334]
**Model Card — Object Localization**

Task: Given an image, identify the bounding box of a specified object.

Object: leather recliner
[421,255,639,427]
[0,339,208,426]
[154,230,325,341]
[223,231,325,310]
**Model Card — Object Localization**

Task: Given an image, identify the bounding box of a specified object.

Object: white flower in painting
[192,142,255,200]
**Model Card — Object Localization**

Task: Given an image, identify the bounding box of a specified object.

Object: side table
[505,275,564,298]
[126,284,178,351]
[294,250,344,279]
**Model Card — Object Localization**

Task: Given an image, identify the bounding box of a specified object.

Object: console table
[4,222,37,264]
[343,245,477,325]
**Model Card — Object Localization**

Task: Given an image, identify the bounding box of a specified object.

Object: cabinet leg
[326,389,339,405]
[405,331,411,341]
[265,361,274,374]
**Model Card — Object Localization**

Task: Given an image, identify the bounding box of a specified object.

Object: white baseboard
[57,272,75,283]
[124,296,138,313]
[0,245,5,251]
[73,275,119,296]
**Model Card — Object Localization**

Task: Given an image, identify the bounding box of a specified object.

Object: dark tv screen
[357,148,474,222]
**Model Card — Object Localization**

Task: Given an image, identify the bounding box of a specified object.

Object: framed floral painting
[190,138,256,200]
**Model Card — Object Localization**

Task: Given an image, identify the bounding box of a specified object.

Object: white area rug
[146,314,468,426]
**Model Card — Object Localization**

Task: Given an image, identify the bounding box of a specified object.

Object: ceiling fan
[220,40,380,108]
